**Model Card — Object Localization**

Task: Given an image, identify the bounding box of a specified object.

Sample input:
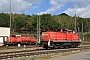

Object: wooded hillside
[0,13,90,33]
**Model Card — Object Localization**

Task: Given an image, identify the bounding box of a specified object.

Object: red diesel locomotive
[41,29,81,49]
[5,35,36,45]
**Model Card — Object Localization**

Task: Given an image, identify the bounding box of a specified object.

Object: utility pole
[78,27,80,40]
[82,21,84,42]
[37,15,39,43]
[38,12,40,44]
[58,16,60,23]
[10,3,11,36]
[37,12,41,44]
[74,11,77,33]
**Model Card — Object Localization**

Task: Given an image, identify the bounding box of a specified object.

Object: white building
[0,27,10,46]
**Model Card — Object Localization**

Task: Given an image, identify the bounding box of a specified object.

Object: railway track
[0,46,90,60]
[0,45,38,50]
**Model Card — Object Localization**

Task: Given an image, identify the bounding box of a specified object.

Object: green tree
[26,16,34,30]
[40,14,61,31]
[0,13,10,27]
[77,18,86,32]
[14,14,28,30]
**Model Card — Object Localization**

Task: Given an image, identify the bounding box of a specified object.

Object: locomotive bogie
[41,40,81,49]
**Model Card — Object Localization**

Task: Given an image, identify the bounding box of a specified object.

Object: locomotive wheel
[64,45,69,49]
[72,43,77,48]
[51,44,56,49]
[43,45,48,49]
[42,41,48,49]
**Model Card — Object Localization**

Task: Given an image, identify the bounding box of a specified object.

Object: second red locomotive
[41,29,81,49]
[5,35,36,45]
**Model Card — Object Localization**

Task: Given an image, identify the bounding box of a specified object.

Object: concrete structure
[0,27,10,46]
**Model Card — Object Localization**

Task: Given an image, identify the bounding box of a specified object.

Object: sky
[0,0,90,18]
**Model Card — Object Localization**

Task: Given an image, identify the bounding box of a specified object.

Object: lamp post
[37,15,39,43]
[38,12,40,44]
[10,3,11,36]
[74,11,77,33]
[37,12,41,44]
[82,20,84,42]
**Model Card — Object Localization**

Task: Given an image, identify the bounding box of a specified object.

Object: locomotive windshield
[62,29,73,33]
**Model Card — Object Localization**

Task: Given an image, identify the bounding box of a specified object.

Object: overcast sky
[0,0,90,18]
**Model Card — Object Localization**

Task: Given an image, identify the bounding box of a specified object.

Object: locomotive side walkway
[48,51,90,60]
